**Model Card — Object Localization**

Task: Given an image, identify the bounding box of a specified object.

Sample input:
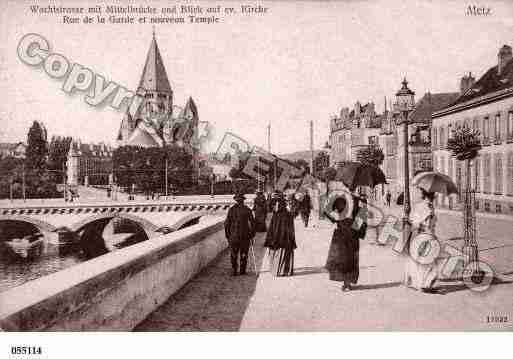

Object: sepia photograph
[0,0,512,356]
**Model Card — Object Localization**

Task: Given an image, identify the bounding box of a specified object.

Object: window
[508,152,513,196]
[439,127,444,149]
[508,111,513,139]
[432,127,437,147]
[483,117,490,141]
[495,113,501,141]
[474,158,480,192]
[368,136,378,146]
[495,154,503,194]
[483,153,491,193]
[448,157,453,180]
[472,118,478,131]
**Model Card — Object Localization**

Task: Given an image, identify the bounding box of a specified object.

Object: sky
[1,0,512,155]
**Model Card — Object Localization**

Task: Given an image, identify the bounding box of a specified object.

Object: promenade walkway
[136,211,513,331]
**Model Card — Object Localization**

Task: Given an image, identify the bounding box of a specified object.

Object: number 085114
[11,346,42,355]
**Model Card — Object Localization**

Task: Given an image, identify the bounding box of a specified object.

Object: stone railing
[0,201,236,216]
[0,216,227,331]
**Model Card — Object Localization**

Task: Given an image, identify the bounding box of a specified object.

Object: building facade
[329,101,384,165]
[432,45,513,215]
[67,141,113,186]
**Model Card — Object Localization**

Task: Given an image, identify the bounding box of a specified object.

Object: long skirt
[403,256,438,289]
[268,248,294,276]
[325,228,359,284]
[403,233,439,289]
[254,211,267,232]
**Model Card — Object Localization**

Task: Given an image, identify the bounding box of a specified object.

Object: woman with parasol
[404,171,458,293]
[264,191,297,276]
[324,194,367,291]
[324,162,385,290]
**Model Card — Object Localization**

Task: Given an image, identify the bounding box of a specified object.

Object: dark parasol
[335,161,386,191]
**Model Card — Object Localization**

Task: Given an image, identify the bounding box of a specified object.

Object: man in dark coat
[298,192,312,227]
[225,193,255,276]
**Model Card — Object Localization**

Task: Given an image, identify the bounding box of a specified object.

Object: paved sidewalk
[136,216,513,331]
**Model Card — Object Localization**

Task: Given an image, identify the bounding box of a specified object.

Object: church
[116,31,200,177]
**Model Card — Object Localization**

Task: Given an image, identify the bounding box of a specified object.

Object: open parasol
[412,171,458,195]
[335,162,386,191]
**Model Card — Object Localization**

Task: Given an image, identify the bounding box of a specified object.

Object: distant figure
[107,187,112,198]
[253,191,268,232]
[264,192,296,276]
[225,193,255,276]
[325,195,367,291]
[297,192,312,227]
[396,192,404,206]
[386,190,391,207]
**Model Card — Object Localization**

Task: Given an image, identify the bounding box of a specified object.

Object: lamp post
[394,78,415,244]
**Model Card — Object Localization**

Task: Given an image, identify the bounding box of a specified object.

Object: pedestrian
[386,190,391,207]
[297,192,312,227]
[264,192,296,276]
[253,190,268,232]
[403,188,439,293]
[324,195,367,291]
[224,192,256,276]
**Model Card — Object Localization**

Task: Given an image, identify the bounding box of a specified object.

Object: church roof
[137,34,173,94]
[126,124,162,148]
[180,97,198,121]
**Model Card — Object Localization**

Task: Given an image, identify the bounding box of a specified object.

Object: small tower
[66,141,81,186]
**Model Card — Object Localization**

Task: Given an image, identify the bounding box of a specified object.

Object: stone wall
[0,216,227,331]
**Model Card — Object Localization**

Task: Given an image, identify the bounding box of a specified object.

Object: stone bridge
[0,198,248,242]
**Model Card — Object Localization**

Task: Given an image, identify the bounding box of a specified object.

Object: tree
[113,144,194,194]
[47,136,72,183]
[314,151,330,176]
[356,145,384,167]
[448,125,482,276]
[25,121,48,171]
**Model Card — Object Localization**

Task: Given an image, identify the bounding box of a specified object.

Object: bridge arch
[0,215,57,233]
[69,213,159,234]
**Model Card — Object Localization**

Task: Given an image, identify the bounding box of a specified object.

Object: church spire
[137,31,173,94]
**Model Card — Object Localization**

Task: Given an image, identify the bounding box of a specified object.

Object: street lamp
[394,77,415,244]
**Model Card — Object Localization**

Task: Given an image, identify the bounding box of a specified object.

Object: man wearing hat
[225,192,256,276]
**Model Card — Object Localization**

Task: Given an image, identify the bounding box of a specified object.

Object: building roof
[441,57,513,110]
[69,141,112,157]
[126,125,162,148]
[409,92,460,124]
[137,34,173,94]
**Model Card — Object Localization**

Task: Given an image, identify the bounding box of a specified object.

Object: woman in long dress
[253,191,268,232]
[264,193,296,276]
[403,188,439,293]
[325,195,367,291]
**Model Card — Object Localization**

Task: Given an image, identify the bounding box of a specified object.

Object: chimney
[498,45,512,75]
[460,72,475,95]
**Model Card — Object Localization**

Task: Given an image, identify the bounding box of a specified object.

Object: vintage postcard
[0,0,512,354]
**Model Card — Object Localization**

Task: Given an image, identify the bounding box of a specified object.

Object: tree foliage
[356,145,384,167]
[47,136,72,183]
[25,121,48,171]
[113,145,193,194]
[447,126,481,161]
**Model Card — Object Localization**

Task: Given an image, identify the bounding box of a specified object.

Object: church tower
[136,29,174,123]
